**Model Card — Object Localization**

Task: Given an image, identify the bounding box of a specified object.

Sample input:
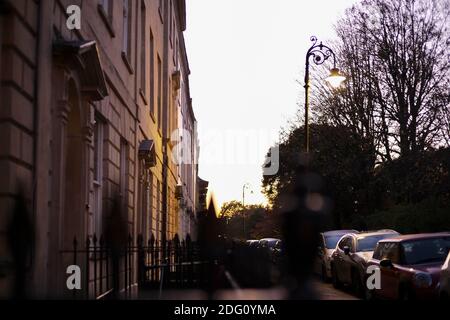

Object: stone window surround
[139,0,147,105]
[97,2,115,38]
[92,114,105,237]
[158,0,164,23]
[122,0,133,75]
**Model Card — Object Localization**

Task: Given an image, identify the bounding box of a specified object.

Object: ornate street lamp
[304,36,346,154]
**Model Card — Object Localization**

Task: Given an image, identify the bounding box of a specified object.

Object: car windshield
[357,234,396,252]
[266,240,281,248]
[325,235,344,249]
[402,237,450,265]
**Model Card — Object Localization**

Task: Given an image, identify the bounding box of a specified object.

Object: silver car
[258,238,281,253]
[330,230,399,296]
[440,251,450,300]
[315,230,358,281]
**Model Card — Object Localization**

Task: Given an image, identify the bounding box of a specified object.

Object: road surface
[313,279,359,300]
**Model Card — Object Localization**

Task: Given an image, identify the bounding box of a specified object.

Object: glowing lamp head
[325,68,346,88]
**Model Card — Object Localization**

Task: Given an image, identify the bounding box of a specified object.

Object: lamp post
[304,36,346,154]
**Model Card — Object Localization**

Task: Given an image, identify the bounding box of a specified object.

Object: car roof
[378,232,450,243]
[323,230,358,236]
[362,229,398,234]
[259,238,280,242]
[354,230,399,238]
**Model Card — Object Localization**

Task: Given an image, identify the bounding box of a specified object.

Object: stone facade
[0,0,198,298]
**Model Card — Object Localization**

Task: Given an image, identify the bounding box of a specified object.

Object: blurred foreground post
[103,194,128,299]
[281,162,331,299]
[7,186,34,300]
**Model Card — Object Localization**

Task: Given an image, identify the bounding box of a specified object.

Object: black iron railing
[61,233,207,299]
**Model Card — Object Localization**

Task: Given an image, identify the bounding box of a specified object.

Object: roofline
[174,0,196,123]
[378,233,450,243]
[323,230,358,235]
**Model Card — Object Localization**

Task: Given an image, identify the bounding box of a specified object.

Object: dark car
[330,230,399,296]
[246,240,259,248]
[258,238,281,252]
[255,238,282,285]
[258,238,282,261]
[367,233,450,300]
[315,230,359,281]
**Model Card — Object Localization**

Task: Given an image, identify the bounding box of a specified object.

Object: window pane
[325,235,344,249]
[120,140,129,213]
[94,119,103,182]
[102,0,109,15]
[123,0,132,58]
[357,234,396,252]
[157,56,162,129]
[402,237,450,265]
[150,31,155,115]
[140,1,146,91]
[93,117,104,236]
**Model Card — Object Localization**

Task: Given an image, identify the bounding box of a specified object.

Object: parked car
[315,230,359,281]
[367,233,450,300]
[256,238,282,285]
[246,240,259,247]
[330,230,399,296]
[440,251,450,300]
[258,238,281,252]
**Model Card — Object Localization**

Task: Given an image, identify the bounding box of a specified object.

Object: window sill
[97,4,115,38]
[139,89,148,105]
[158,7,164,24]
[150,111,156,123]
[121,52,134,74]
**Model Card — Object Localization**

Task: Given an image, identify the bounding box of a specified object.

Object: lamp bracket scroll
[306,36,336,68]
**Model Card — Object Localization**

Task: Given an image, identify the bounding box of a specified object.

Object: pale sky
[184,0,358,208]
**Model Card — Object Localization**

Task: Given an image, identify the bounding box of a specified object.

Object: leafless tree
[313,0,450,162]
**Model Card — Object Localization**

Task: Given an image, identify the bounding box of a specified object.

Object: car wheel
[352,270,364,298]
[331,265,341,289]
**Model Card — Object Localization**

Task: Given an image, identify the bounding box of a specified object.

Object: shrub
[346,197,450,233]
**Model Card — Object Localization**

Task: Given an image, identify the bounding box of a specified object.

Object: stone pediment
[53,40,108,101]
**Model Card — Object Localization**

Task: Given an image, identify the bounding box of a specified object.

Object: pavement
[213,280,359,300]
[313,280,359,300]
[135,279,359,300]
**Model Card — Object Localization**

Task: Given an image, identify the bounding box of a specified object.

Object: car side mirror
[380,258,393,269]
[343,246,350,255]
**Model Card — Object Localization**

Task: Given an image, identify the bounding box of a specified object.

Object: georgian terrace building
[0,0,199,298]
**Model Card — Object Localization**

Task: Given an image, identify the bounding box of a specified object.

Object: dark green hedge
[345,197,450,233]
